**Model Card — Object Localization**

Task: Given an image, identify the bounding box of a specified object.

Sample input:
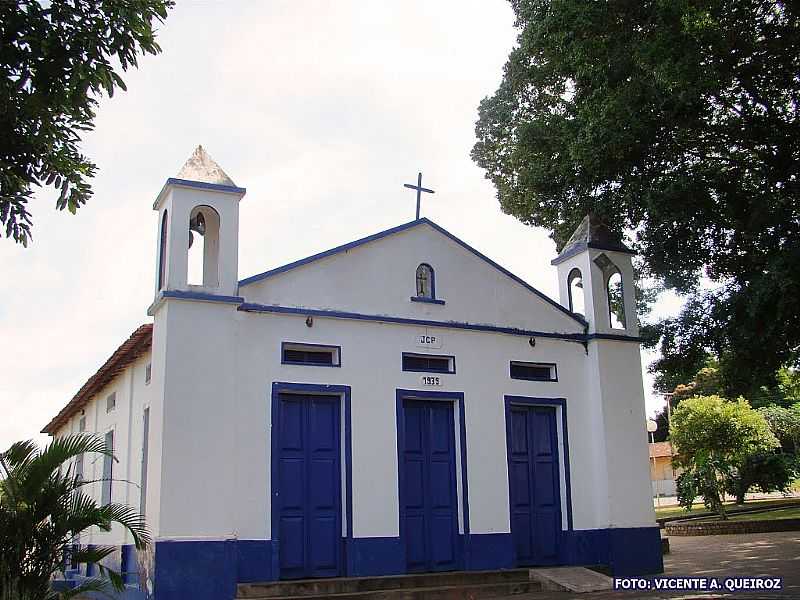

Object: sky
[0,1,680,450]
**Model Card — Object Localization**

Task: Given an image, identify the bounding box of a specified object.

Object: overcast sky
[0,1,679,450]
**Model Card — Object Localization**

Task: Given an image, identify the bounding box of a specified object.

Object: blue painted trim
[270,382,353,579]
[586,333,642,342]
[504,396,574,532]
[395,388,470,571]
[240,303,587,343]
[280,341,342,367]
[551,241,635,266]
[401,352,456,374]
[161,290,244,304]
[421,219,587,326]
[410,296,446,305]
[509,361,559,382]
[237,217,586,327]
[239,220,422,286]
[166,178,246,195]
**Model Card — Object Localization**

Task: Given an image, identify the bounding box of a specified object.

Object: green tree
[1,0,174,246]
[472,0,800,398]
[670,395,778,518]
[0,435,149,599]
[758,403,800,452]
[723,452,797,504]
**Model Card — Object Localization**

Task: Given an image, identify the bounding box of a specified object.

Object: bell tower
[551,214,660,568]
[551,214,637,336]
[152,146,246,301]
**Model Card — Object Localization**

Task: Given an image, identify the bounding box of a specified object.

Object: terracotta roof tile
[649,441,674,458]
[42,324,153,434]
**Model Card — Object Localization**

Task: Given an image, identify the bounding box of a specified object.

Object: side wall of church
[55,350,155,572]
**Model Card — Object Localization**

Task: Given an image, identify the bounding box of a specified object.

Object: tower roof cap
[176,145,237,187]
[552,213,634,265]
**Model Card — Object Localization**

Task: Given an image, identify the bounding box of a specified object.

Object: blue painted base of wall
[154,540,238,600]
[468,533,515,570]
[346,537,405,576]
[561,527,663,575]
[141,527,660,599]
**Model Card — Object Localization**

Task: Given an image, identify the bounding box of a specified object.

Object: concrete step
[237,570,535,600]
[529,567,612,593]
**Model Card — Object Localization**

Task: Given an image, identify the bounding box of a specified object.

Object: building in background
[649,441,679,498]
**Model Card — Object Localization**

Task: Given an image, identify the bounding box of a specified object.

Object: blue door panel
[507,405,562,566]
[400,399,460,573]
[276,394,342,579]
[279,517,304,572]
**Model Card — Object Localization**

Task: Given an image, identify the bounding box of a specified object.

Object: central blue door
[400,399,460,573]
[276,394,342,579]
[507,405,562,566]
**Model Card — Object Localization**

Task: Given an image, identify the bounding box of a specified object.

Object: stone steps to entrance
[237,569,537,600]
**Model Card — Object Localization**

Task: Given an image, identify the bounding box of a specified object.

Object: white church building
[44,148,662,599]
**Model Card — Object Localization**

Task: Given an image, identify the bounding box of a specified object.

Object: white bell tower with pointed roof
[551,213,638,336]
[151,146,246,307]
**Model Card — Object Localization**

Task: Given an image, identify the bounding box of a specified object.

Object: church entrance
[398,397,461,573]
[274,393,343,579]
[506,403,562,566]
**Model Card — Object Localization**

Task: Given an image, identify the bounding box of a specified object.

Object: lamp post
[647,419,660,507]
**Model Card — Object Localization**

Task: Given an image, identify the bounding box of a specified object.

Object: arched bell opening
[606,268,626,329]
[567,267,584,316]
[187,205,220,288]
[157,210,168,291]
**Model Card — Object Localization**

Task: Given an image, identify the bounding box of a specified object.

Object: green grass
[655,497,800,520]
[726,507,800,521]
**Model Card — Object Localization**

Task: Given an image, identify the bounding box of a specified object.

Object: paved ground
[513,531,800,600]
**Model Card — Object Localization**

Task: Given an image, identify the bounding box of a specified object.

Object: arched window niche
[606,267,626,329]
[567,268,585,316]
[187,205,220,288]
[157,210,168,290]
[415,263,435,299]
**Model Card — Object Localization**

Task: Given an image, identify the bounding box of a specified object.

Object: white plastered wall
[55,350,155,548]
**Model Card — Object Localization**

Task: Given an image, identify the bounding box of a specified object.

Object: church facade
[44,148,662,599]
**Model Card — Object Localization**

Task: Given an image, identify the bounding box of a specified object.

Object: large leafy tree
[670,395,779,517]
[0,0,173,246]
[473,0,800,397]
[0,435,149,599]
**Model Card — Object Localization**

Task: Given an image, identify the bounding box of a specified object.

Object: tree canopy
[670,395,779,515]
[472,0,800,397]
[0,0,173,246]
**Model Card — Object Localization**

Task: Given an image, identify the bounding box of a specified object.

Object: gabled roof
[240,218,587,327]
[551,213,634,265]
[42,324,153,435]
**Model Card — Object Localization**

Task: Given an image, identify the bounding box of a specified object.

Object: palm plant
[0,434,149,599]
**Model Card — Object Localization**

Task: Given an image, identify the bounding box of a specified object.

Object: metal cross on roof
[404,172,435,220]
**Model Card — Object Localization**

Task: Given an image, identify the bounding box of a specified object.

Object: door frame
[270,382,353,580]
[503,395,574,567]
[395,389,470,572]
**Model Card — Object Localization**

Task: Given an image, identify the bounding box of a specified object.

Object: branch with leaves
[0,434,150,599]
[0,0,174,246]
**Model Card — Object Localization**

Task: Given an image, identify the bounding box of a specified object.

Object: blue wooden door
[276,394,342,579]
[401,400,460,573]
[507,405,561,566]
